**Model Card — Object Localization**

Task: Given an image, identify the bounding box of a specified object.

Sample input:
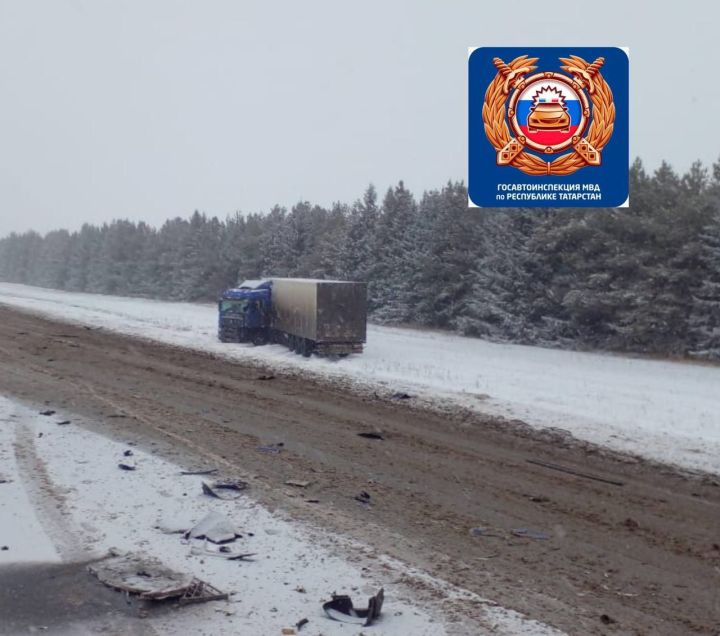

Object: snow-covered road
[0,396,562,635]
[1,282,719,474]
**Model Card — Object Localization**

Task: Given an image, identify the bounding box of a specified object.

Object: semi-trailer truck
[218,278,367,356]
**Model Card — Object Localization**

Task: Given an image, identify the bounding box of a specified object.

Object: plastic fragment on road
[189,540,256,561]
[257,442,284,454]
[354,491,373,508]
[322,588,384,626]
[185,511,242,544]
[39,410,56,416]
[180,468,219,476]
[285,480,311,488]
[512,528,551,540]
[88,552,227,604]
[56,420,71,426]
[202,479,249,500]
[357,432,384,440]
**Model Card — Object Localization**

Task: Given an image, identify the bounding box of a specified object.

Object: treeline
[1,159,719,359]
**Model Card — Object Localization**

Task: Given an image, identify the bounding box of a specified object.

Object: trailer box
[270,278,367,354]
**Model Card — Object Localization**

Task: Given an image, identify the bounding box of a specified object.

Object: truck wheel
[302,340,313,358]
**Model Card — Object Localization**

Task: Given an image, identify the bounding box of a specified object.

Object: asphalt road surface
[1,306,718,635]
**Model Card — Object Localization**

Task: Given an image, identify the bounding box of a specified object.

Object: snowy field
[1,283,719,474]
[0,396,561,635]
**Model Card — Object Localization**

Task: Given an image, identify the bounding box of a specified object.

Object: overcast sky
[0,0,717,237]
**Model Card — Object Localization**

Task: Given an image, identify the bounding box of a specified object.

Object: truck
[218,278,367,356]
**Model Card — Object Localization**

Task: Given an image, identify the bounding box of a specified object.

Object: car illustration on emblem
[527,101,570,132]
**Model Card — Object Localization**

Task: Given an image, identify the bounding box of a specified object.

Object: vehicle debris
[512,528,551,540]
[357,432,384,440]
[526,459,625,487]
[322,588,384,626]
[526,494,550,503]
[257,442,284,454]
[39,410,56,416]
[185,511,242,544]
[180,468,219,476]
[296,617,309,631]
[285,480,311,488]
[189,540,256,561]
[354,491,373,508]
[118,460,136,471]
[123,449,134,457]
[202,479,249,500]
[88,552,228,604]
[56,420,71,426]
[390,392,412,400]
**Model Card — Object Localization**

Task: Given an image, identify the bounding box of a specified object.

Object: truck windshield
[220,300,247,314]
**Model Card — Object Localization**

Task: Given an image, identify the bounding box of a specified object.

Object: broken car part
[201,479,248,500]
[184,511,242,544]
[322,588,384,626]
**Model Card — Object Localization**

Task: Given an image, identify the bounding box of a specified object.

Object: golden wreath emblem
[483,55,615,176]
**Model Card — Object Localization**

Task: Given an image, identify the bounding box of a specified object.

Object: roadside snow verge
[1,396,565,636]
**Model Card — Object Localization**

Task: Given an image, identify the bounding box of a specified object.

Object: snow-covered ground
[0,396,562,635]
[1,282,719,474]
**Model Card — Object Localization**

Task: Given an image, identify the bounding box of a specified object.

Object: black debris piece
[526,495,550,503]
[624,518,639,530]
[56,420,71,426]
[180,468,219,476]
[1,546,8,551]
[357,432,384,440]
[296,617,309,631]
[257,442,284,454]
[123,449,134,457]
[38,432,43,438]
[354,491,373,508]
[257,374,276,381]
[118,461,136,471]
[323,588,384,626]
[526,459,624,487]
[511,528,551,540]
[107,414,128,419]
[202,479,249,500]
[600,614,616,625]
[189,541,256,560]
[390,392,412,400]
[39,410,56,416]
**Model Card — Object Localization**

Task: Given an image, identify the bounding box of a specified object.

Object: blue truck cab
[218,279,272,344]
